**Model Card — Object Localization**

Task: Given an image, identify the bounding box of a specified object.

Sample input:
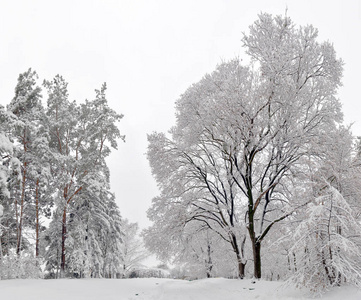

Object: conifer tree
[44,76,124,277]
[7,69,43,256]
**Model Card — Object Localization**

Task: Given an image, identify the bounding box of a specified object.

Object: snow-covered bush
[0,252,43,279]
[128,267,171,279]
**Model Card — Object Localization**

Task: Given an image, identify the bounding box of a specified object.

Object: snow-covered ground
[0,278,360,300]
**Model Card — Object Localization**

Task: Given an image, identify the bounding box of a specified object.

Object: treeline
[0,69,124,279]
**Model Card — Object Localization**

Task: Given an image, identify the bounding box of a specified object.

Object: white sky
[1,0,360,230]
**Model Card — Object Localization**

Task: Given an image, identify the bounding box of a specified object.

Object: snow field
[1,278,360,300]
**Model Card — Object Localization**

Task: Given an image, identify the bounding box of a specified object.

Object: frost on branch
[287,185,361,294]
[146,12,344,280]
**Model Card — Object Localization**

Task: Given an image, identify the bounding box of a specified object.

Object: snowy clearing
[1,278,360,300]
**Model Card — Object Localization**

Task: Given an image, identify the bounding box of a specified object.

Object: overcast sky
[1,0,360,230]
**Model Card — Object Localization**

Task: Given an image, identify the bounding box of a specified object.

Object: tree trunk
[12,183,19,256]
[248,224,262,278]
[35,178,40,257]
[60,206,67,277]
[230,233,246,279]
[238,259,246,279]
[56,247,60,279]
[0,223,3,280]
[17,160,27,256]
[252,239,261,279]
[246,181,262,279]
[206,269,212,278]
[206,243,213,278]
[293,252,297,272]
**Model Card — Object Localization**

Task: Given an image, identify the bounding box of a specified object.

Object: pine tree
[43,76,124,277]
[7,69,43,257]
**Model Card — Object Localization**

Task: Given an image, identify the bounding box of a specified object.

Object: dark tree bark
[230,233,246,279]
[206,243,213,278]
[252,240,261,279]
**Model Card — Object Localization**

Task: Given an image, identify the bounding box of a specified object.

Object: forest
[1,13,361,296]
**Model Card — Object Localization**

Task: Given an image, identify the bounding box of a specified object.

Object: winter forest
[1,12,361,298]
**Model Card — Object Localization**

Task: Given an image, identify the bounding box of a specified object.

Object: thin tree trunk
[206,243,213,278]
[14,183,19,255]
[0,223,3,280]
[293,252,297,272]
[56,247,60,279]
[60,205,67,277]
[4,218,9,256]
[17,159,27,256]
[35,178,40,257]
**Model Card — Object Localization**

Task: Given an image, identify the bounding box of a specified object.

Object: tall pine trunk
[60,205,67,277]
[17,160,27,256]
[17,130,28,256]
[14,185,19,255]
[35,178,40,257]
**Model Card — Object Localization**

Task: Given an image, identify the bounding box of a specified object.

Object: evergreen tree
[43,76,124,277]
[6,69,43,256]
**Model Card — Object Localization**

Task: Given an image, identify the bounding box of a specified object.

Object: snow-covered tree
[43,76,124,277]
[63,188,123,278]
[121,219,148,278]
[7,69,43,256]
[101,192,123,278]
[1,70,125,279]
[43,208,63,278]
[0,106,14,201]
[287,185,361,294]
[178,226,240,279]
[146,129,248,278]
[146,13,343,279]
